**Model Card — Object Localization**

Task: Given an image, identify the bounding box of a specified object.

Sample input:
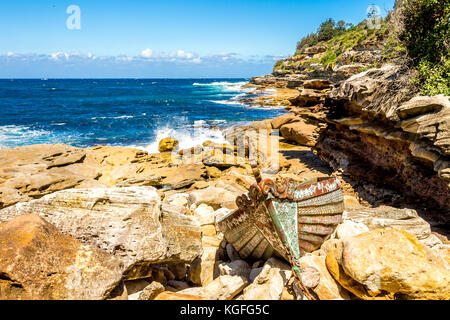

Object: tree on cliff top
[296,18,353,52]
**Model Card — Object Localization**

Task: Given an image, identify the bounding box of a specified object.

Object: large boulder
[343,206,433,242]
[0,214,123,300]
[0,187,202,280]
[280,121,319,147]
[326,227,450,300]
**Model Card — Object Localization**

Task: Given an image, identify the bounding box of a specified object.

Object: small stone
[158,138,179,152]
[139,281,165,300]
[301,266,321,288]
[218,260,251,279]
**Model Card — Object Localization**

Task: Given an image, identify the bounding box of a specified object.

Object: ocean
[0,79,285,153]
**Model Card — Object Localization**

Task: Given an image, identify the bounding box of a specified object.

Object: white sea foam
[193,81,251,93]
[91,115,135,120]
[129,121,228,154]
[209,100,243,105]
[0,125,53,149]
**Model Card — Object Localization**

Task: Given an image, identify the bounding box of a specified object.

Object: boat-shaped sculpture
[216,165,344,276]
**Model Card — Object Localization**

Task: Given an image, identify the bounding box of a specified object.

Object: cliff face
[247,22,450,225]
[317,65,450,214]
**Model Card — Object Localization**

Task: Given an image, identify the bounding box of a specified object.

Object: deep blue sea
[0,79,285,152]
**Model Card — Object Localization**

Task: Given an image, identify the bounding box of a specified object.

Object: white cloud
[175,50,194,59]
[50,52,69,61]
[141,48,153,58]
[1,50,283,67]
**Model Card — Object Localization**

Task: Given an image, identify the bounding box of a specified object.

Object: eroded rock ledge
[315,65,450,214]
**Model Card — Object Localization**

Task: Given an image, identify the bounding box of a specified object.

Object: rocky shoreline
[1,34,450,300]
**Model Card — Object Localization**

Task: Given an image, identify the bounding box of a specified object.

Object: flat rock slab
[0,187,202,280]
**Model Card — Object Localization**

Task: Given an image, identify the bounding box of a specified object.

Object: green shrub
[295,18,352,52]
[396,0,450,95]
[273,59,285,72]
[415,58,450,96]
[399,0,449,65]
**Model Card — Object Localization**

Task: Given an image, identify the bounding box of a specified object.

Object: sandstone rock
[237,258,292,300]
[326,227,450,300]
[302,45,327,55]
[202,149,243,169]
[116,175,163,187]
[335,220,369,239]
[205,166,222,179]
[188,246,219,286]
[202,235,222,248]
[280,121,318,147]
[218,260,251,279]
[0,187,202,280]
[0,187,30,209]
[0,214,123,300]
[290,88,324,107]
[322,65,450,212]
[280,286,295,300]
[396,95,450,156]
[162,164,208,189]
[106,281,128,300]
[158,138,179,152]
[343,195,363,210]
[202,224,217,237]
[343,206,432,241]
[298,254,349,300]
[201,275,248,300]
[303,79,332,90]
[194,203,215,225]
[154,291,206,300]
[189,186,242,210]
[0,144,101,201]
[162,192,191,215]
[270,113,300,129]
[139,281,165,300]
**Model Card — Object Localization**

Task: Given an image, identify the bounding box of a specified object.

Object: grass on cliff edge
[274,0,449,96]
[273,20,388,73]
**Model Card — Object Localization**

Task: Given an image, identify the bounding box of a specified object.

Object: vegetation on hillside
[295,19,354,53]
[316,21,388,67]
[274,1,449,96]
[396,0,449,95]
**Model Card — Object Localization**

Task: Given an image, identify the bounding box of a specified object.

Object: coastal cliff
[0,1,449,301]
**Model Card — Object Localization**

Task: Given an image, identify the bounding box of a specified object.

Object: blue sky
[0,0,395,78]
